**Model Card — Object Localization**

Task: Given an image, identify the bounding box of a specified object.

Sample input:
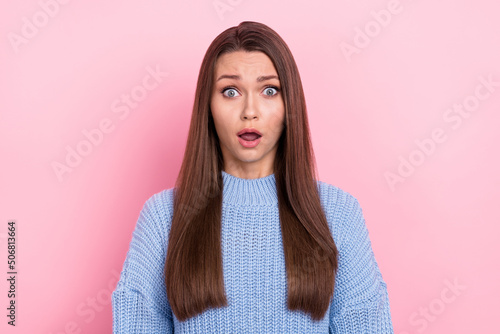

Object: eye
[263,86,279,97]
[221,87,240,98]
[220,85,281,98]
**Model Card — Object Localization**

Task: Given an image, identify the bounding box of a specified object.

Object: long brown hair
[165,21,338,322]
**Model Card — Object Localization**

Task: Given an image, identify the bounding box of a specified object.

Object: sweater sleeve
[329,195,394,334]
[111,192,174,334]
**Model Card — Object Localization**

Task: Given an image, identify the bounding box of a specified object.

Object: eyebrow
[216,74,279,82]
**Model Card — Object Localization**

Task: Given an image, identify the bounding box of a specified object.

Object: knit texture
[111,171,394,333]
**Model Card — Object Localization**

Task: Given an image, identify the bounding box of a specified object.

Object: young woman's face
[210,50,285,176]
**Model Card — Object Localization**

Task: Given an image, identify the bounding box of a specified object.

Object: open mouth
[237,128,262,148]
[237,129,262,148]
[238,133,262,141]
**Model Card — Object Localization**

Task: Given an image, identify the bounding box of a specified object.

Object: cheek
[268,109,285,136]
[211,111,233,141]
[210,100,224,130]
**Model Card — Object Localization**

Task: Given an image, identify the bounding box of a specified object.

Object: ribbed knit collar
[221,170,278,206]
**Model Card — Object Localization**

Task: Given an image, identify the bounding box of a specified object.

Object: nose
[241,93,258,120]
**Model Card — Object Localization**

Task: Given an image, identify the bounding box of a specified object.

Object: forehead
[214,51,277,75]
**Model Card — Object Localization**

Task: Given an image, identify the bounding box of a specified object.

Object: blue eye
[222,88,240,98]
[264,87,279,96]
[220,85,281,98]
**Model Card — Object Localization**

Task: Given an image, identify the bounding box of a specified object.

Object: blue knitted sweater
[111,171,394,333]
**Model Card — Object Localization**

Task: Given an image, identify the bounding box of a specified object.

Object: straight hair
[165,21,338,322]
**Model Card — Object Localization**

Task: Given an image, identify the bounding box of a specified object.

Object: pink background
[1,0,499,333]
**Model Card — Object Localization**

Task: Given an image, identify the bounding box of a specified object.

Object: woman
[112,21,394,333]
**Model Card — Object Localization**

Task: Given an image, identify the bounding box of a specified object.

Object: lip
[238,136,261,148]
[237,128,262,137]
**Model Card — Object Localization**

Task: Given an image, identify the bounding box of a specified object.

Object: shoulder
[315,179,362,220]
[136,187,176,243]
[315,179,364,245]
[143,187,175,219]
